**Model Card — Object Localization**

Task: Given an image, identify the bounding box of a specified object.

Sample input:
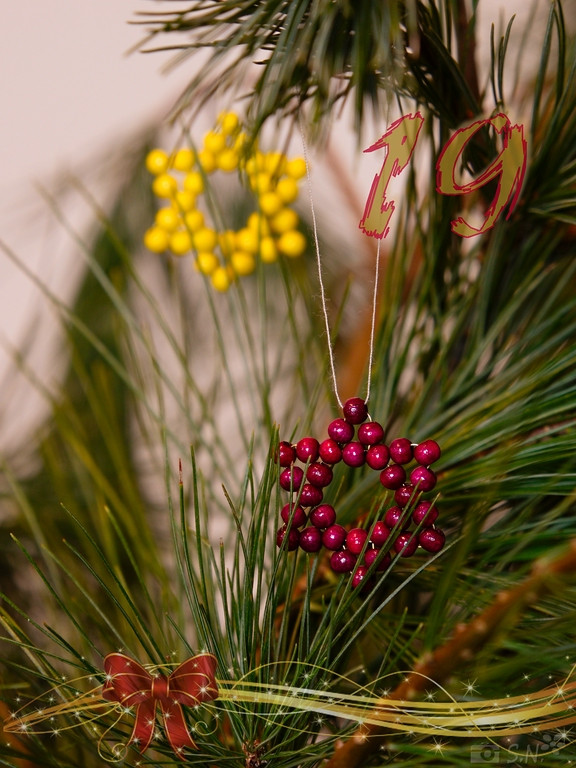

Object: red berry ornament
[393,531,418,557]
[276,525,300,550]
[319,438,342,464]
[306,462,333,488]
[346,528,369,555]
[412,501,438,526]
[389,438,413,464]
[351,565,371,589]
[370,520,391,546]
[280,503,307,528]
[296,437,319,463]
[277,441,295,467]
[365,443,390,470]
[364,547,391,571]
[328,418,355,444]
[299,526,323,553]
[330,549,357,573]
[419,527,446,553]
[310,504,337,529]
[414,439,441,466]
[299,483,323,507]
[394,483,420,507]
[384,505,409,529]
[322,524,347,550]
[380,464,406,489]
[279,466,304,491]
[410,466,437,492]
[358,421,385,446]
[342,442,366,468]
[343,397,368,425]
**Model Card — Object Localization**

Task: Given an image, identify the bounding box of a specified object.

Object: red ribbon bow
[102,652,218,757]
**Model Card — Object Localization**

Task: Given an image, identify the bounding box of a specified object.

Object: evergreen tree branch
[323,539,576,768]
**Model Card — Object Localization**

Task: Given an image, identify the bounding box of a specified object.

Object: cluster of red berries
[275,397,445,589]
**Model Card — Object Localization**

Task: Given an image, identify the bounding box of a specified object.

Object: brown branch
[323,539,576,768]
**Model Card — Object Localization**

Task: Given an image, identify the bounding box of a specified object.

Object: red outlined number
[436,113,527,237]
[359,113,425,239]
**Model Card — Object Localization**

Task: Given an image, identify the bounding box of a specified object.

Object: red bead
[384,505,409,529]
[358,421,385,446]
[351,565,371,589]
[296,437,319,463]
[309,504,337,528]
[276,525,300,550]
[414,439,441,466]
[409,466,437,492]
[306,462,333,488]
[342,441,365,467]
[328,418,355,444]
[389,438,413,464]
[343,397,368,425]
[346,528,369,555]
[393,531,418,557]
[364,547,391,571]
[279,466,304,491]
[319,438,342,464]
[299,483,323,507]
[412,501,438,526]
[370,520,391,546]
[379,464,406,489]
[276,441,295,467]
[419,527,446,553]
[322,524,347,550]
[280,503,307,528]
[394,483,420,507]
[365,443,390,470]
[299,526,323,552]
[330,549,356,573]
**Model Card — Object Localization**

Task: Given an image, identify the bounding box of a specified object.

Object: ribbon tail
[131,699,156,753]
[161,701,198,758]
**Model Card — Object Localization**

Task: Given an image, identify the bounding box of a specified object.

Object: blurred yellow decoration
[144,111,307,291]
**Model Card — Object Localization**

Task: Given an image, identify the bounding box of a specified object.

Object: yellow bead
[155,207,181,232]
[245,154,264,177]
[184,209,205,232]
[193,227,218,252]
[211,266,233,292]
[203,131,227,156]
[236,227,259,253]
[247,212,270,236]
[195,251,220,275]
[144,226,170,253]
[171,148,195,172]
[174,190,197,212]
[198,149,217,173]
[146,149,169,175]
[217,148,239,172]
[219,112,240,135]
[152,173,178,198]
[231,250,256,276]
[259,191,283,217]
[184,171,204,195]
[271,207,299,234]
[264,152,287,177]
[278,230,306,257]
[219,230,236,255]
[286,157,307,180]
[169,230,193,255]
[260,236,278,263]
[276,176,299,204]
[251,172,272,195]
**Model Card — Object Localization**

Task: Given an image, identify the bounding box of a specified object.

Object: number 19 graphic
[360,113,527,240]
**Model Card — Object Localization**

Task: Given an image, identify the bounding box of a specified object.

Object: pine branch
[324,539,576,768]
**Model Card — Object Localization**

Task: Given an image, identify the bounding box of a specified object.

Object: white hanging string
[299,120,381,409]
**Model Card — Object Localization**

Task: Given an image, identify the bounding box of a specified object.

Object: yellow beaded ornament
[144,112,308,291]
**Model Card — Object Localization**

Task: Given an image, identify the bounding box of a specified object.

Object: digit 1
[436,113,527,237]
[359,112,425,239]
